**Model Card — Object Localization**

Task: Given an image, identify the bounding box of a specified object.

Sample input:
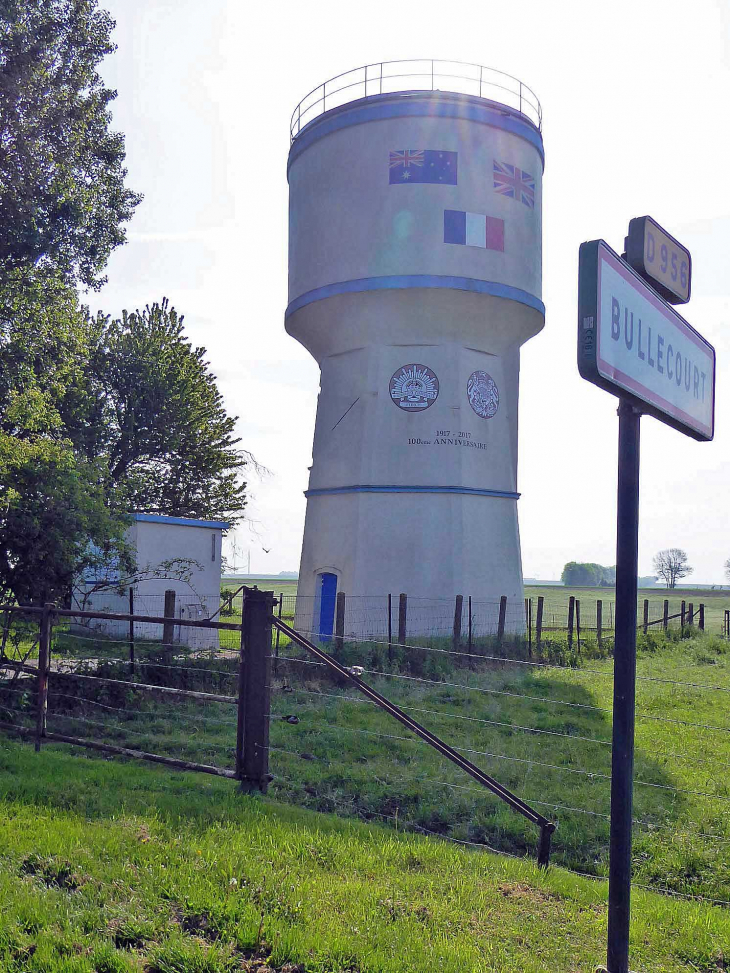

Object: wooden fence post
[567,596,575,650]
[398,594,407,646]
[663,599,669,631]
[536,596,544,652]
[597,599,603,648]
[237,588,274,792]
[335,591,346,654]
[497,596,507,643]
[527,598,533,657]
[642,599,649,635]
[35,603,53,752]
[698,603,705,631]
[128,587,135,672]
[575,599,581,653]
[163,589,176,653]
[452,595,463,652]
[681,600,686,631]
[688,602,694,627]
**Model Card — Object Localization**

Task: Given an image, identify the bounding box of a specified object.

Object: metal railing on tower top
[290,59,542,142]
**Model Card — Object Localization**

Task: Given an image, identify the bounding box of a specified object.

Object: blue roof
[132,513,231,530]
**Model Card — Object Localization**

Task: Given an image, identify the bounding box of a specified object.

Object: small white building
[76,513,230,649]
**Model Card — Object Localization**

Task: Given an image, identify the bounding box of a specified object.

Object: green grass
[5,629,729,907]
[525,585,730,635]
[0,741,729,972]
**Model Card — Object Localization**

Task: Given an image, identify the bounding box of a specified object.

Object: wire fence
[1,591,729,911]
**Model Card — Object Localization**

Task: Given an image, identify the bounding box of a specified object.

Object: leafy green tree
[561,562,605,586]
[89,300,250,523]
[0,268,130,604]
[0,0,141,287]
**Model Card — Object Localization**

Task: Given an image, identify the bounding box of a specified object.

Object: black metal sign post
[607,400,641,973]
[577,221,715,973]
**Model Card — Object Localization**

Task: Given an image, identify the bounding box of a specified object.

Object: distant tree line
[560,563,658,588]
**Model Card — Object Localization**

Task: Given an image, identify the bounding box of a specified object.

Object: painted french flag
[443,210,504,251]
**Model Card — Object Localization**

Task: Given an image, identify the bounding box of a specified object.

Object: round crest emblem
[467,370,499,419]
[389,364,439,412]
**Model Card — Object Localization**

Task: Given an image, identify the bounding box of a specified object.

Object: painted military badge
[389,364,439,412]
[467,370,499,418]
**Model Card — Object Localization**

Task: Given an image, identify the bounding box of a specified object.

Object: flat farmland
[525,585,730,634]
[222,579,730,634]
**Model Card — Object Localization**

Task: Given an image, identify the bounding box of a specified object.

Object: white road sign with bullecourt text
[578,240,715,441]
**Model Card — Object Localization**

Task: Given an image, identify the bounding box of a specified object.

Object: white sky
[94,0,730,583]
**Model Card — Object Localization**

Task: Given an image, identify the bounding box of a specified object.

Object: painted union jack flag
[493,160,535,208]
[389,149,457,184]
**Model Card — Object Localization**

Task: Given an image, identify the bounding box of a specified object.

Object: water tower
[286,61,544,635]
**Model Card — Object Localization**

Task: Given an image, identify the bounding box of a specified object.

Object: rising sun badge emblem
[389,364,439,412]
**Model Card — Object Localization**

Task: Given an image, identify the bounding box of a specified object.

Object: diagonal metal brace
[271,616,556,864]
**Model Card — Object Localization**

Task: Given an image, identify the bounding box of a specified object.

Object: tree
[0,267,130,604]
[652,548,693,589]
[0,0,141,287]
[88,300,251,524]
[561,562,612,586]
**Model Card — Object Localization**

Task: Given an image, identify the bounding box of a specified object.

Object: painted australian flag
[493,160,535,208]
[389,149,457,185]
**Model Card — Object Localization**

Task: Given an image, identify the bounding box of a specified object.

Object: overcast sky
[94,0,730,583]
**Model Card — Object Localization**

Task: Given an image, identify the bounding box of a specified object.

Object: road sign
[625,215,691,304]
[578,239,715,442]
[577,232,716,973]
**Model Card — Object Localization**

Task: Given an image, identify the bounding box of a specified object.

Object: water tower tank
[286,61,544,634]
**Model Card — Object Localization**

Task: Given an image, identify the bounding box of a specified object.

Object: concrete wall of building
[77,515,227,649]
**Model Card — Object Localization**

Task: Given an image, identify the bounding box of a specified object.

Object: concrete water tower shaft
[286,61,544,632]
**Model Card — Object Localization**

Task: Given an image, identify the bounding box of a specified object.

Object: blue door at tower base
[318,572,337,641]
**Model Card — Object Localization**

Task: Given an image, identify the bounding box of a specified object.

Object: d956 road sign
[578,239,715,441]
[625,215,691,304]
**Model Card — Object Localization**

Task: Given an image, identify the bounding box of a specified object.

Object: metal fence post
[642,599,649,635]
[387,593,393,664]
[452,595,463,652]
[575,599,581,654]
[467,595,473,655]
[128,587,135,673]
[567,596,575,650]
[398,593,407,646]
[536,596,544,652]
[35,603,53,752]
[335,591,346,655]
[497,596,507,644]
[237,588,274,792]
[597,599,603,648]
[527,598,533,657]
[663,599,669,631]
[273,594,283,676]
[681,600,686,631]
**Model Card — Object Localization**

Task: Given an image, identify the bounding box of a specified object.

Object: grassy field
[4,628,729,907]
[225,580,730,635]
[0,741,729,973]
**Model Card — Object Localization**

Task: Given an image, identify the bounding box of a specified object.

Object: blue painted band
[286,275,545,318]
[304,485,520,500]
[133,513,231,530]
[288,92,545,172]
